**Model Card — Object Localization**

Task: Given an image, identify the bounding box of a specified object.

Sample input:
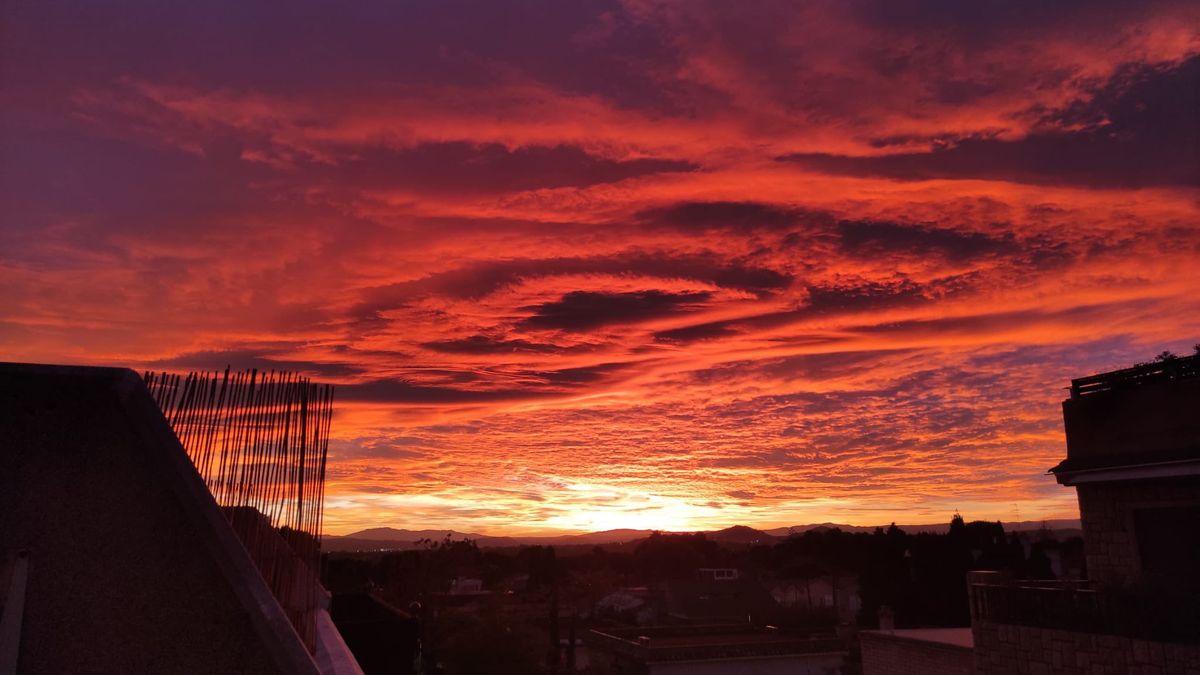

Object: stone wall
[972,620,1200,674]
[1076,478,1200,585]
[860,632,973,675]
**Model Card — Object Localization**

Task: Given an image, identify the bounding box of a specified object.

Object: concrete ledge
[0,362,320,674]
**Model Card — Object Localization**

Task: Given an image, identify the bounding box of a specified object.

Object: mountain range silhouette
[323,519,1081,551]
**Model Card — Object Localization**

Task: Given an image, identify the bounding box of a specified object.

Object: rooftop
[1053,353,1200,483]
[664,576,779,622]
[1069,353,1200,398]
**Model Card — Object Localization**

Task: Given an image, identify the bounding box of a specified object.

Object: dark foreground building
[1052,355,1200,587]
[0,363,361,674]
[862,354,1200,673]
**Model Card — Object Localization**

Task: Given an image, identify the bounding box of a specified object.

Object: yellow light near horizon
[543,504,707,534]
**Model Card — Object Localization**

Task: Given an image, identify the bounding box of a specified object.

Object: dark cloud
[779,56,1200,188]
[2,1,667,102]
[534,361,637,385]
[519,290,712,331]
[866,132,997,149]
[352,252,790,322]
[339,360,640,403]
[364,253,788,300]
[0,123,278,241]
[636,201,826,232]
[848,299,1137,337]
[149,348,362,378]
[699,261,793,293]
[340,378,558,404]
[803,280,930,314]
[654,322,740,344]
[312,142,695,194]
[648,276,955,342]
[851,0,1177,45]
[838,220,1016,261]
[422,335,587,355]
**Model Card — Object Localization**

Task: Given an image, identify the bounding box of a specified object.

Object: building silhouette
[862,353,1200,673]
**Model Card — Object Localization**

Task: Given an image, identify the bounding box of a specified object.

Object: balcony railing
[968,574,1200,644]
[1070,353,1200,398]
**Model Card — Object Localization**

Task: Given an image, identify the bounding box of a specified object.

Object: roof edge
[1050,457,1200,486]
[106,366,321,675]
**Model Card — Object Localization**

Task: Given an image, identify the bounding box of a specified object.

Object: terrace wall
[968,572,1200,674]
[1062,359,1200,460]
[972,620,1200,674]
[859,632,972,675]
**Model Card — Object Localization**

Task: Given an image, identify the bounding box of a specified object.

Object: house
[663,574,780,624]
[596,587,658,625]
[449,577,486,595]
[769,575,861,622]
[696,568,739,582]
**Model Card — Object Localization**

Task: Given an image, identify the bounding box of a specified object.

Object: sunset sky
[3,1,1198,535]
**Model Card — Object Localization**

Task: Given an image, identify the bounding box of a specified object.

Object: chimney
[877,605,895,631]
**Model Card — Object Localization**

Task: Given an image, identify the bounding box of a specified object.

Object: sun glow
[540,489,730,534]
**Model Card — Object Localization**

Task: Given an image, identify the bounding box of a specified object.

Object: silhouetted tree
[1023,542,1056,580]
[435,604,541,675]
[633,532,723,581]
[518,545,559,590]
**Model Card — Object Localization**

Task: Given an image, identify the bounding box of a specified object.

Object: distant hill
[324,527,517,551]
[706,525,778,544]
[339,527,493,542]
[323,518,1081,552]
[762,518,1081,537]
[323,527,652,552]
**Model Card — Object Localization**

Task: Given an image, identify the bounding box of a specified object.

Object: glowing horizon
[3,1,1198,536]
